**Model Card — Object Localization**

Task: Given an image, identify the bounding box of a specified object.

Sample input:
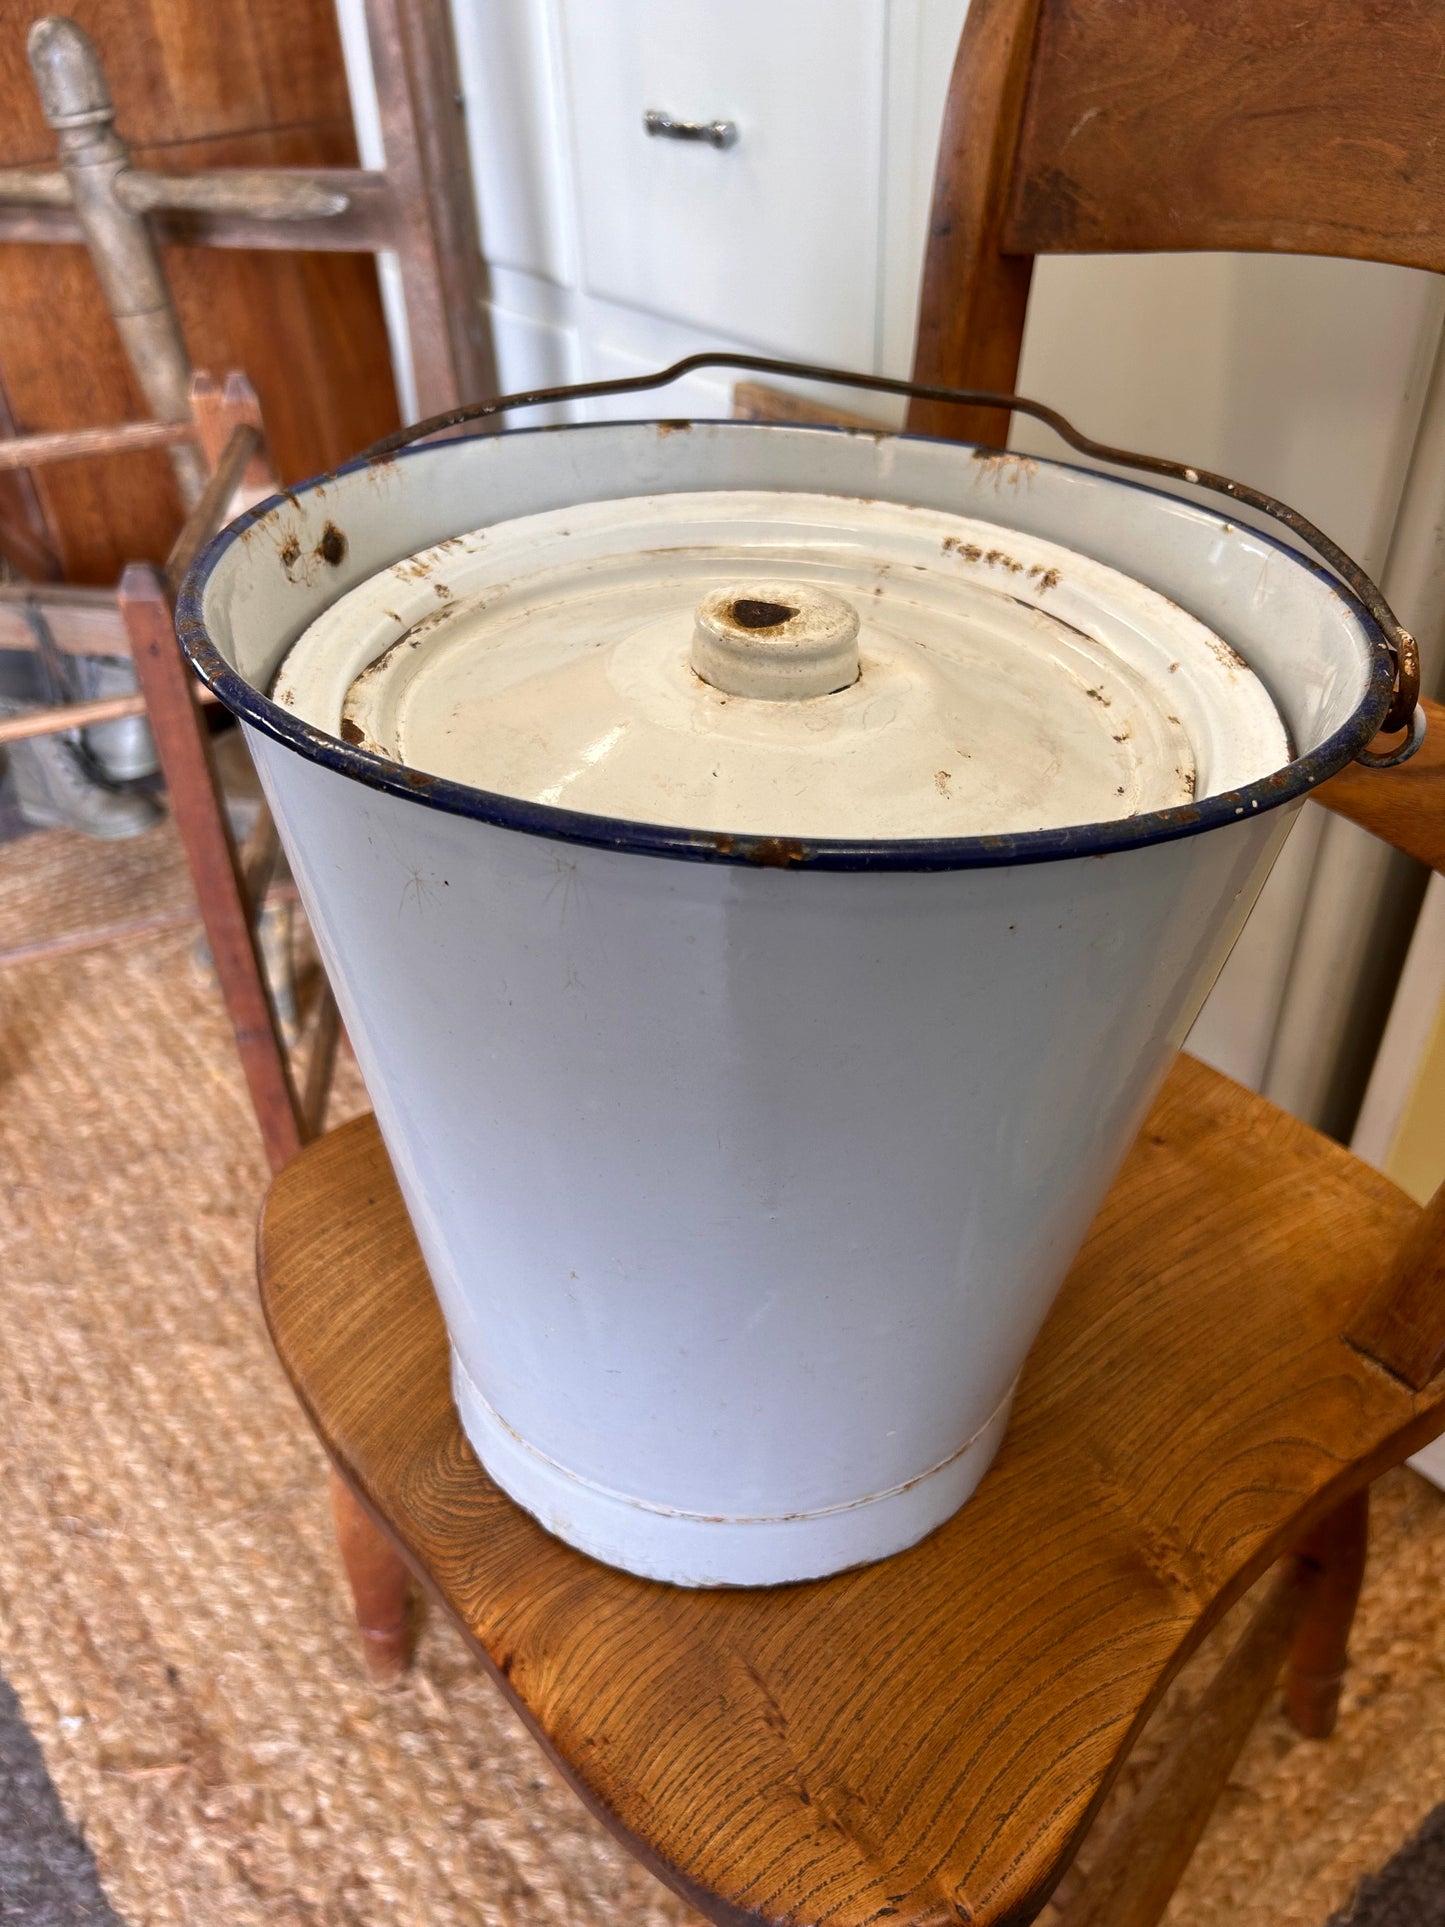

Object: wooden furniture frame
[908,0,1445,443]
[0,11,439,1673]
[0,0,493,421]
[257,718,1444,1925]
[253,1,1445,1918]
[0,371,336,1174]
[2,368,418,1681]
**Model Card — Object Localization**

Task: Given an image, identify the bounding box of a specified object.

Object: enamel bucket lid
[273,489,1290,841]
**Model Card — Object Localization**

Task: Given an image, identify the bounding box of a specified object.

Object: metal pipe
[26,15,206,505]
[0,167,71,204]
[0,418,194,469]
[0,170,392,252]
[116,169,350,221]
[0,166,355,220]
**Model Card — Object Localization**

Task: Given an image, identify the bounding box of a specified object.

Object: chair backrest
[905,0,1445,1387]
[909,0,1445,441]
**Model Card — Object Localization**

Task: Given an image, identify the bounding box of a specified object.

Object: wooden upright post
[118,562,305,1175]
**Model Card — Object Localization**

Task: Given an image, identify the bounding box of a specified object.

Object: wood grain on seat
[258,1054,1443,1927]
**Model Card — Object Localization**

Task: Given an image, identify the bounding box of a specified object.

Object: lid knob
[691,582,860,701]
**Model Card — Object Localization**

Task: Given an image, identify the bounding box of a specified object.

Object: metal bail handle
[364,352,1424,769]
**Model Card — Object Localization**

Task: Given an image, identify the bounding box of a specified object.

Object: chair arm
[1314,696,1445,873]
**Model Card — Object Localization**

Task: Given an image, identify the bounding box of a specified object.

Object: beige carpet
[1,819,1443,1926]
[0,814,196,966]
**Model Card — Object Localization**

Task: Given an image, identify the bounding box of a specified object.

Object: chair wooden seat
[257,2,1445,1914]
[259,1051,1444,1927]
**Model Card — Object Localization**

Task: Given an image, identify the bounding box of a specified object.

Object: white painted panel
[333,0,411,419]
[557,0,886,365]
[485,274,759,421]
[1014,256,1440,573]
[1013,253,1444,1103]
[451,0,574,283]
[1263,813,1424,1129]
[488,262,574,325]
[489,305,580,425]
[372,256,417,424]
[579,329,737,424]
[880,0,969,374]
[1354,871,1445,1170]
[1411,1434,1445,1491]
[566,291,896,426]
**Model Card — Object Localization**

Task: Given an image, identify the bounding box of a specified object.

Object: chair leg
[1284,1486,1370,1739]
[120,566,305,1173]
[328,1468,414,1685]
[1051,1555,1321,1927]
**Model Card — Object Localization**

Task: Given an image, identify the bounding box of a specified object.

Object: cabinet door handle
[643,109,738,150]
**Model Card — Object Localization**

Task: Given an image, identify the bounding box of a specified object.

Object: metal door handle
[643,110,737,150]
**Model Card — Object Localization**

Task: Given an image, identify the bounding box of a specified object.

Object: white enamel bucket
[180,361,1415,1587]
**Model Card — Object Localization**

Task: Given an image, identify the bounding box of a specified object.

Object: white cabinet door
[557,0,887,366]
[453,0,575,285]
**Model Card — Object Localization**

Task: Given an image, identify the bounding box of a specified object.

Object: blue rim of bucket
[176,420,1397,874]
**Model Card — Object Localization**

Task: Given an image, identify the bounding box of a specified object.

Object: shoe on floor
[1,732,162,840]
[0,649,161,842]
[75,656,159,784]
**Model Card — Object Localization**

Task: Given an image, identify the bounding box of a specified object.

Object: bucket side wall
[250,730,1294,1519]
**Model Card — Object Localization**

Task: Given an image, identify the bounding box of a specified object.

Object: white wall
[1013,254,1444,1116]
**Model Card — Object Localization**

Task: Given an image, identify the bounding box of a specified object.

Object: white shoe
[0,649,161,841]
[75,655,159,783]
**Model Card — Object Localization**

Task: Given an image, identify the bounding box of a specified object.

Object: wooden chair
[0,12,439,1673]
[0,373,338,1172]
[256,4,1445,1921]
[0,4,491,430]
[0,373,417,1683]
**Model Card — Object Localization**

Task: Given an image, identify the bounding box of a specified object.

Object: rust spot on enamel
[744,836,809,868]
